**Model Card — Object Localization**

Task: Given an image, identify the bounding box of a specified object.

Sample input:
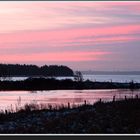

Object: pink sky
[0,1,140,71]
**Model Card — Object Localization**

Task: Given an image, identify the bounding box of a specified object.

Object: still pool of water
[0,89,140,111]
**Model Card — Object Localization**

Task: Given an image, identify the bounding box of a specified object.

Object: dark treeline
[0,78,140,90]
[0,64,74,77]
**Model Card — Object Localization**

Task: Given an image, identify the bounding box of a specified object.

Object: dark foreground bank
[0,98,140,133]
[0,78,140,90]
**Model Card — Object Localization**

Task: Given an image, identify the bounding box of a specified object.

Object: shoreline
[0,98,140,133]
[0,78,139,91]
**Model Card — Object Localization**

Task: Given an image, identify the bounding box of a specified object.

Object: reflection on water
[0,89,140,111]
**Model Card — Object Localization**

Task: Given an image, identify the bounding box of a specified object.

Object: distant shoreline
[82,71,140,75]
[0,78,139,91]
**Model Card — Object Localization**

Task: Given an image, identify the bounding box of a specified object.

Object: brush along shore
[0,97,140,133]
[0,78,139,90]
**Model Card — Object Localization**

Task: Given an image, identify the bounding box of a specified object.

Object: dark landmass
[0,64,74,77]
[0,78,139,91]
[0,98,140,133]
[82,71,140,75]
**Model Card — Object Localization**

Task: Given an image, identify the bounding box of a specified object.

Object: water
[4,74,140,83]
[83,74,140,83]
[3,76,74,81]
[0,74,139,111]
[0,89,139,111]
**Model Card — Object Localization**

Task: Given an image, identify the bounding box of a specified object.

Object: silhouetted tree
[129,80,135,89]
[74,71,83,82]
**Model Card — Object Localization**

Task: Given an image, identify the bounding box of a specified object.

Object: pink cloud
[0,1,140,70]
[68,35,140,45]
[0,51,110,63]
[0,24,139,46]
[0,1,140,34]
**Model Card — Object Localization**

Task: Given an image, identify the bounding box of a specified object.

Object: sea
[0,74,140,111]
[5,74,140,83]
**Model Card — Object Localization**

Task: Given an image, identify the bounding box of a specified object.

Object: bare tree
[74,71,83,82]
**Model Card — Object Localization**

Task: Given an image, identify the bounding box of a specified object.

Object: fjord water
[0,74,140,111]
[10,74,140,83]
[84,74,140,83]
[0,89,140,111]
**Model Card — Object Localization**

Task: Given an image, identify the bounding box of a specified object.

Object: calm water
[0,89,140,111]
[1,74,140,111]
[5,74,140,83]
[84,74,140,83]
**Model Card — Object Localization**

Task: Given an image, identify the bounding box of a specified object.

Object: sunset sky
[0,1,140,71]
